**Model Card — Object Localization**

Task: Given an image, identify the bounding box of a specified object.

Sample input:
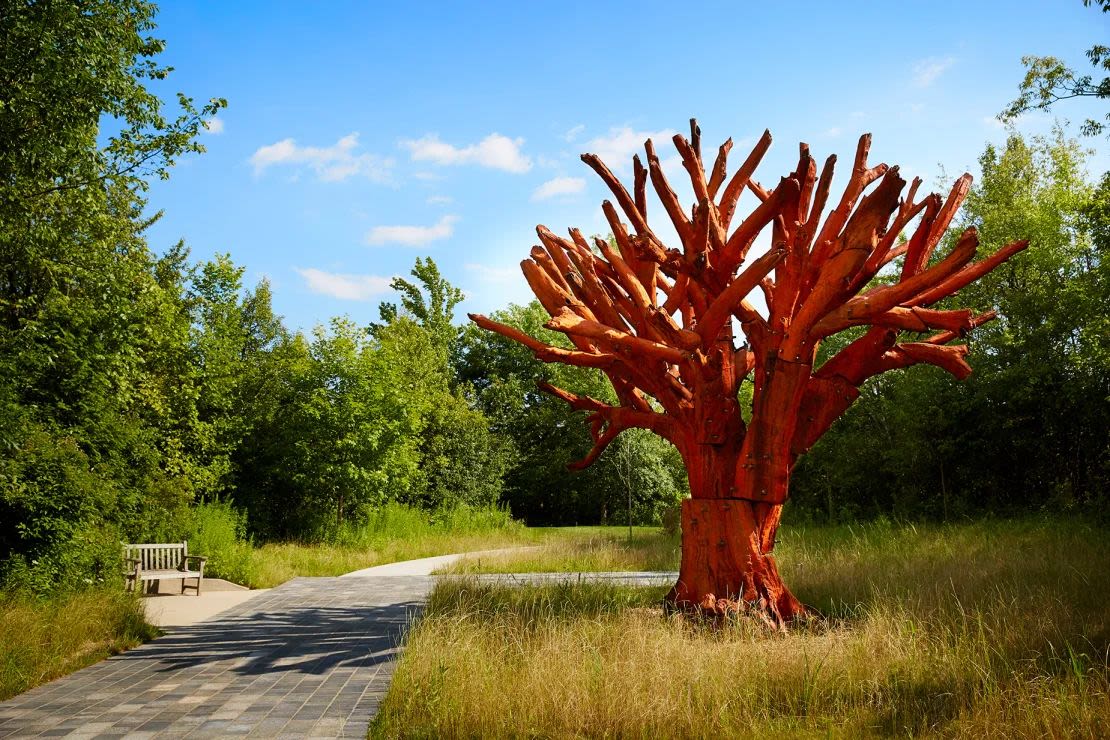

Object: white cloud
[297,268,393,301]
[365,214,458,246]
[563,124,586,142]
[536,154,563,170]
[402,133,532,173]
[822,127,843,138]
[465,263,518,282]
[250,133,392,182]
[585,126,678,170]
[204,117,224,135]
[912,56,956,87]
[426,195,453,205]
[660,154,687,186]
[532,176,586,201]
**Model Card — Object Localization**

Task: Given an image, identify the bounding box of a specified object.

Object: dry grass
[0,588,157,701]
[374,518,1110,738]
[439,526,678,575]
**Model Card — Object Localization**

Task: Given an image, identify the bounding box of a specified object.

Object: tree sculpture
[469,120,1027,626]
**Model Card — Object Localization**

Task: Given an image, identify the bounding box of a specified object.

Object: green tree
[187,256,287,499]
[457,301,687,524]
[0,0,223,588]
[1000,1,1110,136]
[373,257,465,366]
[793,130,1110,518]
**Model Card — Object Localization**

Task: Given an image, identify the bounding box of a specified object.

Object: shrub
[183,501,255,585]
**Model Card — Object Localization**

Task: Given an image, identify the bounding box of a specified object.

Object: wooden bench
[124,542,207,595]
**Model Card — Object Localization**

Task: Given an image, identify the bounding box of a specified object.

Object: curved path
[0,550,676,739]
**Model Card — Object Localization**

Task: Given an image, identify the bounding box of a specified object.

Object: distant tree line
[791,131,1110,521]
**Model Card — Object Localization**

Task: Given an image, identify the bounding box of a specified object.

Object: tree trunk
[665,497,805,627]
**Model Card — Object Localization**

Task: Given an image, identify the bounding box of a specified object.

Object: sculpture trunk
[667,441,806,625]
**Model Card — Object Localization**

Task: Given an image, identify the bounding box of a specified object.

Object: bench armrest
[124,557,141,571]
[181,555,207,575]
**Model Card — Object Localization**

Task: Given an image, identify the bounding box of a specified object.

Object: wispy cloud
[204,117,224,135]
[982,115,1006,131]
[250,133,392,182]
[465,263,518,282]
[822,127,843,138]
[912,56,956,87]
[584,126,678,170]
[532,176,586,201]
[297,268,393,300]
[426,195,453,205]
[563,124,586,142]
[401,133,532,173]
[365,214,458,246]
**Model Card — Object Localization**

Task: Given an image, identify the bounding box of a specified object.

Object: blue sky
[143,0,1109,333]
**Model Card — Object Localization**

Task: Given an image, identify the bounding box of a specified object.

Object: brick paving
[0,576,431,739]
[0,569,675,738]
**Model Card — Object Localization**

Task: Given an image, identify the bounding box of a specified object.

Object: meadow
[375,518,1110,738]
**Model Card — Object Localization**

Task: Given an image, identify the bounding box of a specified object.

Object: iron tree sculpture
[470,120,1027,626]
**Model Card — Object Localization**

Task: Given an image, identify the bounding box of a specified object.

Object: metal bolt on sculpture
[470,120,1027,627]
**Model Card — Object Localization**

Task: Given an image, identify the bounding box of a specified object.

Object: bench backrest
[124,542,188,570]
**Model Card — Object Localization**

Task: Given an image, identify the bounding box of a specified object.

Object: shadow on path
[0,576,432,739]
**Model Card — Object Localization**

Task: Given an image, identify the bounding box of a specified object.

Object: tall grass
[440,526,679,574]
[250,503,537,588]
[375,518,1110,738]
[184,501,256,585]
[0,589,157,701]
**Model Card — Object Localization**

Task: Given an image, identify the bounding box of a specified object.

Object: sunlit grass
[239,503,543,588]
[0,588,157,701]
[251,530,546,588]
[375,518,1110,738]
[438,526,679,575]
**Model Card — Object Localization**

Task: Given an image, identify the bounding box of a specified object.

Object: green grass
[374,518,1110,738]
[251,530,546,588]
[0,588,158,701]
[438,525,678,574]
[229,503,546,588]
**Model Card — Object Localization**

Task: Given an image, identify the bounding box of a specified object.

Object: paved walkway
[141,579,269,629]
[0,549,676,739]
[0,576,431,739]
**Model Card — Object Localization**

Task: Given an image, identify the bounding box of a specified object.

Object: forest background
[1,0,1107,594]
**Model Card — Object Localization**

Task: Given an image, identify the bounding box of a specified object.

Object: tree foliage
[999,0,1110,136]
